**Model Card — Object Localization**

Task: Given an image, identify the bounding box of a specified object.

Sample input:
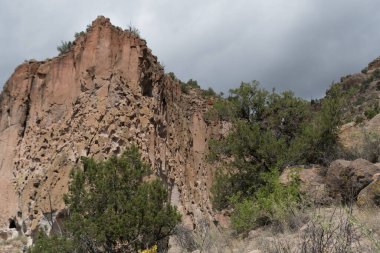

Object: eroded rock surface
[326,159,380,203]
[0,16,221,236]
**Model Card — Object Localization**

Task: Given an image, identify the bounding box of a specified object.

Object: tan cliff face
[0,16,221,235]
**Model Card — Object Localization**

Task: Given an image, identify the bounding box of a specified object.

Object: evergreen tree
[30,146,181,253]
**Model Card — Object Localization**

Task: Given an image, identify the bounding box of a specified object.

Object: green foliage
[364,107,379,119]
[33,146,181,252]
[290,83,345,164]
[209,81,344,233]
[127,25,140,37]
[180,79,201,94]
[210,169,233,210]
[74,31,85,39]
[230,169,301,233]
[57,41,72,55]
[186,79,200,89]
[209,81,314,208]
[202,87,217,97]
[28,231,74,253]
[167,72,177,81]
[204,98,239,122]
[209,120,288,210]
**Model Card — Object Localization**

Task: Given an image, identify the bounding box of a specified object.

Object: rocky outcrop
[280,166,331,205]
[357,173,380,207]
[326,159,380,203]
[281,159,380,205]
[0,16,222,237]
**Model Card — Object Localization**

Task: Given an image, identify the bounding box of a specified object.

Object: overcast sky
[1,0,380,99]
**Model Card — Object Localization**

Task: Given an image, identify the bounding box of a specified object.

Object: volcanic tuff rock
[0,16,223,236]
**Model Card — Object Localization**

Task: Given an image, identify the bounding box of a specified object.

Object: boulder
[357,173,380,207]
[280,166,330,204]
[326,159,380,203]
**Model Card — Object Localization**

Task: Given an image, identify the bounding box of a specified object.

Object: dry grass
[257,206,380,253]
[170,206,379,253]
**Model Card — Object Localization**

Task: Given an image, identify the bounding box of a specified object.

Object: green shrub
[186,79,200,89]
[28,231,74,253]
[209,81,344,234]
[290,84,345,165]
[74,31,85,39]
[57,41,72,55]
[365,109,378,119]
[230,169,301,233]
[202,87,217,97]
[210,169,233,210]
[167,72,177,81]
[127,25,140,37]
[230,197,259,234]
[204,98,239,122]
[180,79,201,95]
[33,146,181,252]
[180,82,190,94]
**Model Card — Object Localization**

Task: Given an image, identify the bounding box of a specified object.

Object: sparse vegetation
[355,115,365,125]
[180,79,201,94]
[201,87,217,97]
[57,41,72,55]
[260,206,380,253]
[364,106,380,119]
[167,72,177,81]
[127,25,140,37]
[350,131,380,163]
[74,31,85,39]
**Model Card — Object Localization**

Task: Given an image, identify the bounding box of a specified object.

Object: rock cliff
[0,16,221,237]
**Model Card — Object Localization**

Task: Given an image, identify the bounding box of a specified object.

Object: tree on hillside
[209,81,344,232]
[30,146,181,253]
[209,82,310,208]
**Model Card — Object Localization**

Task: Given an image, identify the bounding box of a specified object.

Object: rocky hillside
[0,16,223,240]
[333,57,380,151]
[331,57,380,124]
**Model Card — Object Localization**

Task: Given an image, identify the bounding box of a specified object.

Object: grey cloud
[1,0,380,99]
